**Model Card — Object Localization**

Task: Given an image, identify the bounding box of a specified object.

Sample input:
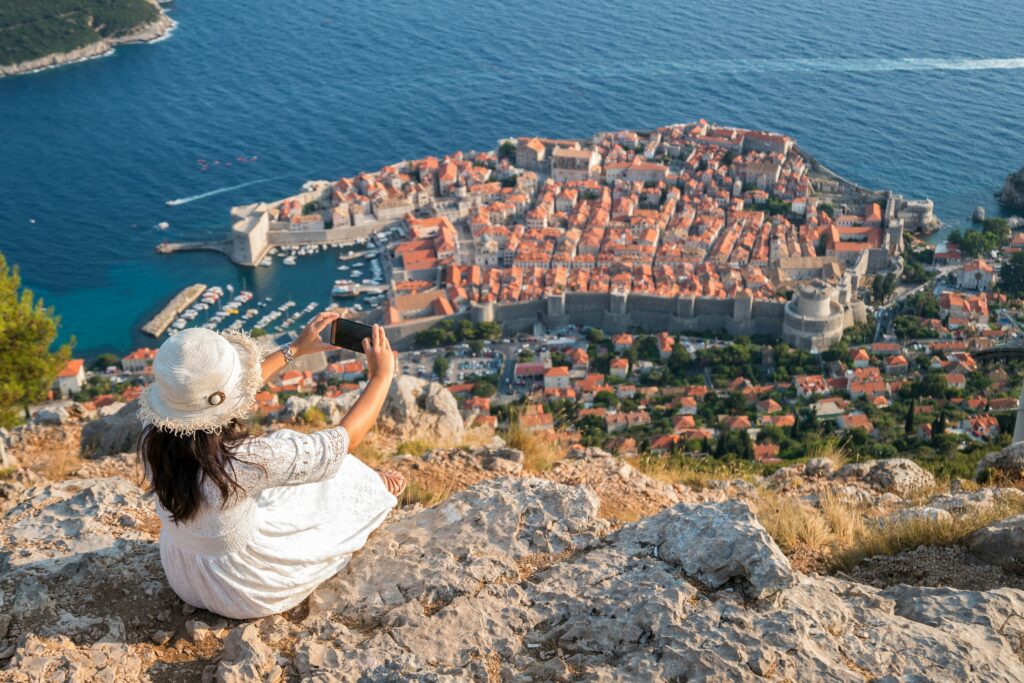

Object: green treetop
[0,251,73,427]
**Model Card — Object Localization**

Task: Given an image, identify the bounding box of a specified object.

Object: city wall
[382,291,790,348]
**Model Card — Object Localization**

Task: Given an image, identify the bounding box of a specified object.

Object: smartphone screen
[330,319,374,353]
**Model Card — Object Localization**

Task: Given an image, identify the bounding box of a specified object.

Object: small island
[0,0,173,78]
[998,165,1024,211]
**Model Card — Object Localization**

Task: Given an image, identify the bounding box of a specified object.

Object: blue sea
[1,0,1023,357]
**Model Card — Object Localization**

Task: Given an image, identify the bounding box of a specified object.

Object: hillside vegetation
[0,0,159,67]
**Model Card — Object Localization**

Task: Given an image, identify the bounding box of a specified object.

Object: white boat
[283,255,297,266]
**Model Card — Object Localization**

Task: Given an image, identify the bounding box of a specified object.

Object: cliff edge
[4,391,1024,679]
[3,467,1024,681]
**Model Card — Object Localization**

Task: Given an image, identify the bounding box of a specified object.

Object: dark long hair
[138,420,250,523]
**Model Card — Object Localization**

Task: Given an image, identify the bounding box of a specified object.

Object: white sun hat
[137,328,265,436]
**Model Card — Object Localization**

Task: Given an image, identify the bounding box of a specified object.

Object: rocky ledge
[3,461,1024,681]
[998,166,1024,211]
[0,3,175,79]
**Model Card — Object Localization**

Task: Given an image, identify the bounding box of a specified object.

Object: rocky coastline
[0,5,175,80]
[998,166,1024,211]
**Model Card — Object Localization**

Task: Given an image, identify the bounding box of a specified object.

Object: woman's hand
[363,324,396,382]
[292,311,341,356]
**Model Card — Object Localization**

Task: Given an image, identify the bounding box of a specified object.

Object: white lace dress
[155,427,397,619]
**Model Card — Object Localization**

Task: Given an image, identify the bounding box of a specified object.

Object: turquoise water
[1,0,1023,356]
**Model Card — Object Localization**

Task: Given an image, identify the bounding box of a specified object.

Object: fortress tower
[782,280,847,352]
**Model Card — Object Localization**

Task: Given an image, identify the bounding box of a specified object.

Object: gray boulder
[338,374,464,443]
[33,404,70,426]
[975,443,1024,482]
[280,395,344,425]
[309,477,609,627]
[881,506,952,526]
[96,400,127,418]
[804,457,835,478]
[929,487,1024,516]
[80,400,144,458]
[655,500,795,600]
[967,514,1024,573]
[865,458,935,496]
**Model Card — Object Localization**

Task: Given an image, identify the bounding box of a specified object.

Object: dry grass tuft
[635,454,764,491]
[830,494,1024,571]
[502,414,565,473]
[400,472,457,508]
[37,447,84,480]
[395,438,433,457]
[752,490,836,562]
[459,423,499,449]
[751,484,1024,573]
[805,437,850,469]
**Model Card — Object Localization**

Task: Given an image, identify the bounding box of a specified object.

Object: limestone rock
[5,457,1024,680]
[80,400,145,458]
[1,476,154,570]
[308,477,609,627]
[804,457,835,478]
[975,443,1024,481]
[967,513,1024,573]
[6,633,143,682]
[655,500,796,599]
[33,403,71,426]
[882,506,952,526]
[280,395,343,425]
[545,451,684,520]
[217,624,282,683]
[929,487,1024,516]
[97,401,127,418]
[370,374,465,443]
[832,461,872,481]
[866,458,935,495]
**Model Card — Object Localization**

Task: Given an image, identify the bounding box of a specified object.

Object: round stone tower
[782,280,846,352]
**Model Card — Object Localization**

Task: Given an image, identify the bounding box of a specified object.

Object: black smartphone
[330,318,374,353]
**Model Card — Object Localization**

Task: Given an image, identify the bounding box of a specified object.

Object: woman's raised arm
[260,311,341,381]
[340,324,395,450]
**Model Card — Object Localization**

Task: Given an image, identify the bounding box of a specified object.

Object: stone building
[781,280,860,352]
[551,148,601,183]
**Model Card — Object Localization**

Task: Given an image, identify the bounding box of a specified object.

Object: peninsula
[165,121,938,352]
[0,0,174,78]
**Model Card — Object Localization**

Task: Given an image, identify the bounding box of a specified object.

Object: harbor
[141,283,207,337]
[136,235,392,346]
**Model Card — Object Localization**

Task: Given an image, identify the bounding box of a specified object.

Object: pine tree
[0,251,73,427]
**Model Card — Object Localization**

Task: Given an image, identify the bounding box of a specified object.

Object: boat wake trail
[647,56,1024,77]
[779,56,1024,74]
[165,176,287,206]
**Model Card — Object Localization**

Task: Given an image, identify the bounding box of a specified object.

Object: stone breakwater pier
[141,283,206,337]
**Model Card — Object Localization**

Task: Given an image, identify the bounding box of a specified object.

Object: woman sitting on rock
[137,313,405,619]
